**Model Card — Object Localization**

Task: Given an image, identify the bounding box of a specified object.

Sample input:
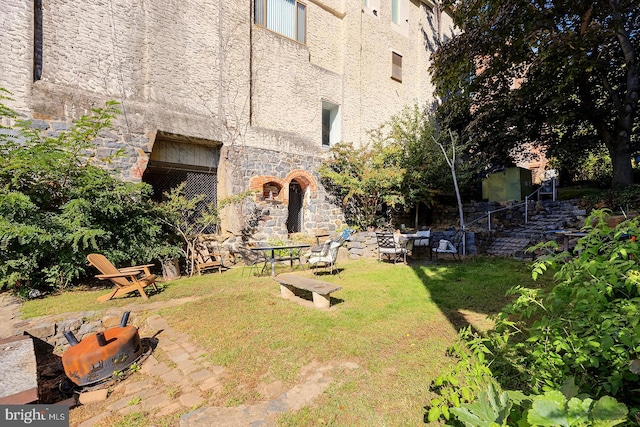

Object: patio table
[250,244,311,276]
[552,230,588,252]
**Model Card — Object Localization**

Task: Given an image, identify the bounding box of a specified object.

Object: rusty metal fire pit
[62,312,142,386]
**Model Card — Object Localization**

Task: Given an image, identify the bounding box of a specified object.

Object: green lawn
[20,256,548,426]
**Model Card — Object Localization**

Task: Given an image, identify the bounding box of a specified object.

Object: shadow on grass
[409,256,528,332]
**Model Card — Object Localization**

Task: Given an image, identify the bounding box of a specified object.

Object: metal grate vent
[143,164,218,232]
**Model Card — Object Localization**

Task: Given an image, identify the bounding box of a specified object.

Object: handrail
[458,179,558,255]
[466,201,527,234]
[465,178,558,245]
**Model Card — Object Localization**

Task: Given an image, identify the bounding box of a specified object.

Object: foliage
[582,184,640,211]
[517,210,640,401]
[319,105,478,228]
[427,327,496,423]
[428,209,640,425]
[0,93,171,294]
[549,144,614,187]
[449,381,628,427]
[431,0,640,188]
[155,183,252,276]
[318,141,405,229]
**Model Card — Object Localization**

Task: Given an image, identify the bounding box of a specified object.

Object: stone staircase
[483,200,588,257]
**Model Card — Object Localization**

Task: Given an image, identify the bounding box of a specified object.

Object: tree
[318,141,405,229]
[431,0,639,188]
[319,106,479,230]
[386,105,445,211]
[155,183,252,276]
[0,91,173,293]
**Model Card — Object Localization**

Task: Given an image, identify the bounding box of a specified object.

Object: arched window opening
[262,182,282,200]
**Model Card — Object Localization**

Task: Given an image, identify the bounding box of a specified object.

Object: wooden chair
[194,242,223,275]
[87,254,158,302]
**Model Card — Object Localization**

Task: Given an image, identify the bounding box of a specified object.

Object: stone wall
[344,230,477,260]
[1,0,455,240]
[12,309,137,354]
[222,145,346,239]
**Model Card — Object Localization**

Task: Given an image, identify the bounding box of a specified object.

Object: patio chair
[308,239,344,276]
[412,229,431,258]
[238,246,269,277]
[194,241,223,275]
[87,254,158,302]
[376,232,408,264]
[306,228,353,261]
[432,231,463,263]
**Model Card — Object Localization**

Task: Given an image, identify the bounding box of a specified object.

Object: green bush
[428,209,640,424]
[0,92,173,294]
[448,380,628,427]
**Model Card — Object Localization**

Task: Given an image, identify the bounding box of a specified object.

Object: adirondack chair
[87,254,158,302]
[194,242,223,275]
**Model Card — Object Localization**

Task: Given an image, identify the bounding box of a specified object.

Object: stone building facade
[1,0,454,239]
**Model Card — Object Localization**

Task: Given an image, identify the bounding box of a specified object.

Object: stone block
[189,369,212,383]
[179,392,204,408]
[101,314,121,329]
[24,322,55,339]
[78,389,108,404]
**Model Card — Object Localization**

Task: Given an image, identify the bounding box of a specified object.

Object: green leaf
[566,397,591,425]
[427,406,441,422]
[559,378,579,400]
[601,335,614,350]
[450,407,488,427]
[527,391,569,427]
[590,396,628,427]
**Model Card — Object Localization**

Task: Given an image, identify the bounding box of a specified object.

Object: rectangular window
[391,0,400,24]
[391,52,402,82]
[322,101,340,147]
[254,0,307,44]
[363,0,380,17]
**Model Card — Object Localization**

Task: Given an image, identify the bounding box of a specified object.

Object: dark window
[392,52,402,82]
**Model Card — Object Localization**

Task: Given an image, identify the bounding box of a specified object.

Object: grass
[19,256,550,425]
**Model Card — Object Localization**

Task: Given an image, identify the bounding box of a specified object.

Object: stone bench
[273,273,342,309]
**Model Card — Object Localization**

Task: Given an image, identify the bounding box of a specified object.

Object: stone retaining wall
[13,309,136,353]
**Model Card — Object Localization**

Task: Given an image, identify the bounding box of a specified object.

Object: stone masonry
[1,0,455,240]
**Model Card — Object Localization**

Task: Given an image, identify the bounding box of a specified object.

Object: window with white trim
[390,0,408,34]
[322,101,340,147]
[391,0,400,24]
[254,0,306,44]
[363,0,380,16]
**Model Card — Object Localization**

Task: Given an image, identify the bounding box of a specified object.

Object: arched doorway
[287,180,304,233]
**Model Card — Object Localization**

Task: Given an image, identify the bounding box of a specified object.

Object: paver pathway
[0,294,357,426]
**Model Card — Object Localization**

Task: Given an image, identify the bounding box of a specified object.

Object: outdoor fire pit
[62,311,142,386]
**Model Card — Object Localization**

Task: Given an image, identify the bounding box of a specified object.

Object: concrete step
[486,237,532,257]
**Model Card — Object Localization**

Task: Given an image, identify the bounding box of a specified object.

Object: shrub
[0,92,172,294]
[428,209,640,424]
